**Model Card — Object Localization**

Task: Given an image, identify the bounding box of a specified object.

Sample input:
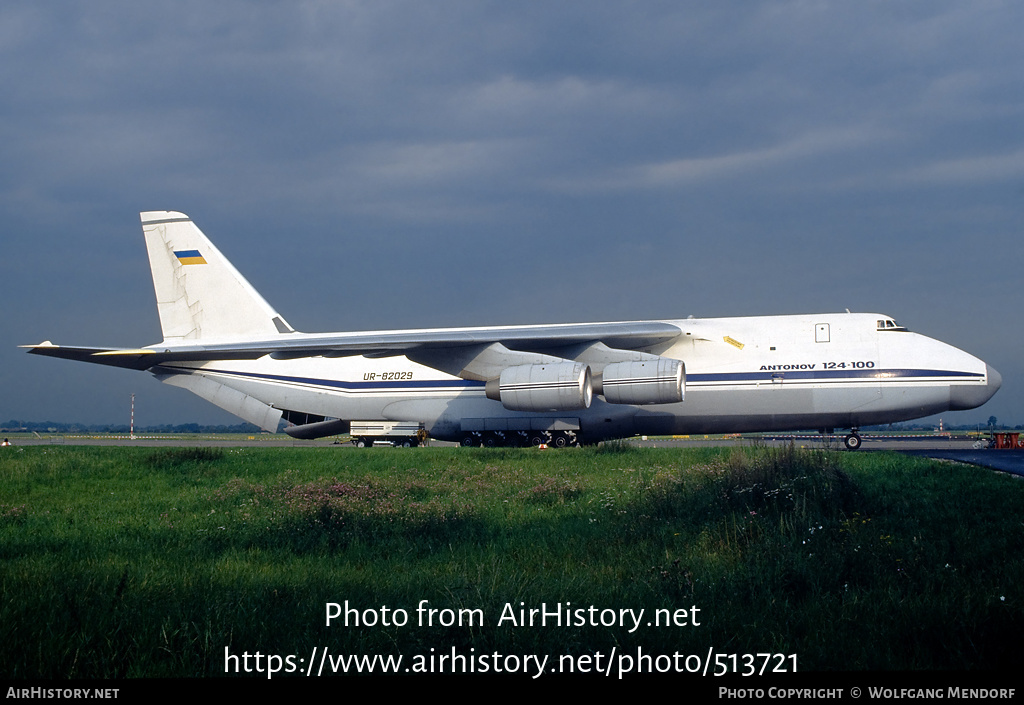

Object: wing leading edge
[23,320,683,371]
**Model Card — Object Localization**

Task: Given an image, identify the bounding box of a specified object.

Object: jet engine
[485,362,592,412]
[597,359,684,405]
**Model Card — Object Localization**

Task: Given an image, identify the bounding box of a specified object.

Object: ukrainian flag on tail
[174,249,207,265]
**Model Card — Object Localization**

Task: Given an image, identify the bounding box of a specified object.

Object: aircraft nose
[950,364,1002,410]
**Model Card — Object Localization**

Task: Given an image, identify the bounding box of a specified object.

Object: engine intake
[486,362,593,412]
[598,359,684,405]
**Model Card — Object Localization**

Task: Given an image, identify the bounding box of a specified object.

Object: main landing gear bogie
[460,430,580,448]
[531,431,579,448]
[819,427,863,450]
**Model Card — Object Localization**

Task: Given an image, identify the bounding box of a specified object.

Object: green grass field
[1,444,1021,678]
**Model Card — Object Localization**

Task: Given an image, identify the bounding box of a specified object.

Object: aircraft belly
[385,396,640,442]
[631,379,950,435]
[633,386,814,435]
[872,385,954,421]
[810,384,882,413]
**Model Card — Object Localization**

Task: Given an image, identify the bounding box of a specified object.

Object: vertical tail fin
[141,211,295,341]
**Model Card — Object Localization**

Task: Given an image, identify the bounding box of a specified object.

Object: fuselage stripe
[159,366,484,391]
[688,369,983,383]
[157,365,983,393]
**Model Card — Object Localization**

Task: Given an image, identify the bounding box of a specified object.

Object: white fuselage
[153,312,997,442]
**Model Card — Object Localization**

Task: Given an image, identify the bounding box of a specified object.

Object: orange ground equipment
[991,432,1024,449]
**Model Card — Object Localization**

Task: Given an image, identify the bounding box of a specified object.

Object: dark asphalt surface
[893,449,1024,477]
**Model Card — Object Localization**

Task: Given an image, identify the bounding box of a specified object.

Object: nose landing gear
[843,430,862,450]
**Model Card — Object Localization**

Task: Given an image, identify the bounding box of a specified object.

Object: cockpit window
[877,319,908,331]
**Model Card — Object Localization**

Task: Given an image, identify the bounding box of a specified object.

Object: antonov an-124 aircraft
[25,211,1001,449]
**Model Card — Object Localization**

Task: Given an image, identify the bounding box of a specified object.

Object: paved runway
[893,449,1024,477]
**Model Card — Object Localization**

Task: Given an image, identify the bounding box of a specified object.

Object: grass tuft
[145,447,225,469]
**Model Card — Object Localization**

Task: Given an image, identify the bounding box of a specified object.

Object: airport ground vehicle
[348,421,424,447]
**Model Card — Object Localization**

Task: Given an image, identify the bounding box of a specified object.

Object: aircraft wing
[23,320,684,370]
[172,321,683,359]
[20,343,169,370]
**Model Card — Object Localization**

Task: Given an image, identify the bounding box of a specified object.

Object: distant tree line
[865,420,1024,432]
[1,420,264,434]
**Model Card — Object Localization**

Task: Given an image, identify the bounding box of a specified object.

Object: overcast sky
[2,1,1021,428]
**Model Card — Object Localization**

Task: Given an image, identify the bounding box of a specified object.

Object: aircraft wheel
[460,434,478,447]
[552,433,569,448]
[483,433,500,448]
[844,433,862,451]
[530,434,546,447]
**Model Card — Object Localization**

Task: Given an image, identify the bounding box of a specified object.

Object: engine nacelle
[598,359,684,405]
[485,362,593,412]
